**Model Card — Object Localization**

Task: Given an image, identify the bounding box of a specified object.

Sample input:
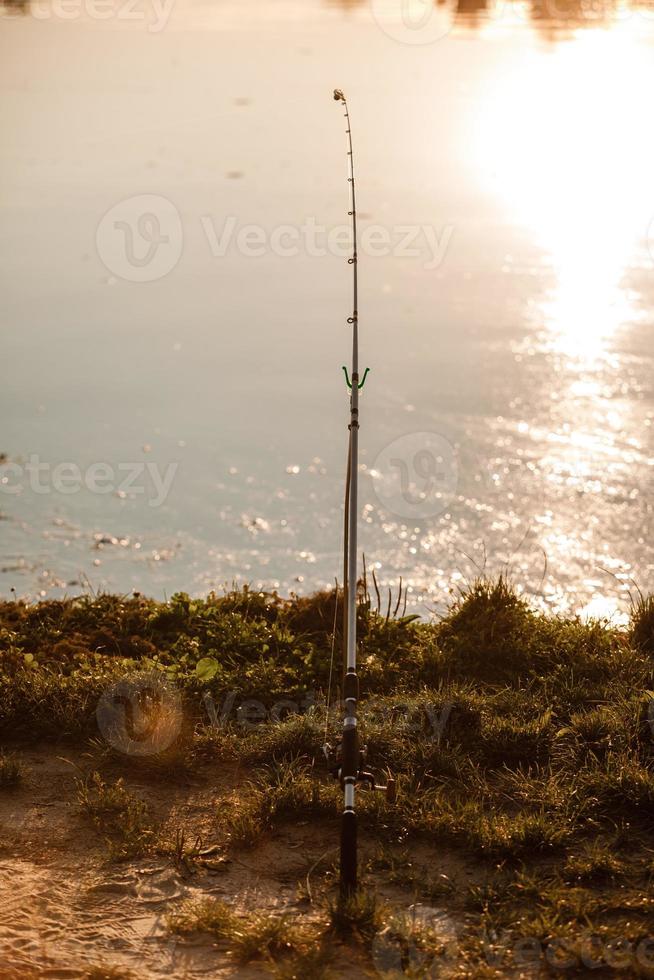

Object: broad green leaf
[195,656,220,682]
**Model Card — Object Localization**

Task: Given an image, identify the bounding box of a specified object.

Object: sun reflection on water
[473,23,654,613]
[478,24,654,361]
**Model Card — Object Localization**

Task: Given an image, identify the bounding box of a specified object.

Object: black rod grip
[341,726,359,779]
[343,670,359,702]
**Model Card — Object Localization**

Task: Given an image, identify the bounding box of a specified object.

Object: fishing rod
[324,89,395,899]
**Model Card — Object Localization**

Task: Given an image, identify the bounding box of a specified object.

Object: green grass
[3,578,654,973]
[215,757,338,848]
[563,839,627,884]
[77,772,155,859]
[328,888,383,940]
[632,592,654,655]
[167,897,307,962]
[269,944,335,980]
[0,749,23,788]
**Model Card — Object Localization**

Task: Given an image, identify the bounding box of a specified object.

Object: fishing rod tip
[333,88,345,102]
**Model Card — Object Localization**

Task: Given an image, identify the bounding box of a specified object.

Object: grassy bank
[2,578,654,976]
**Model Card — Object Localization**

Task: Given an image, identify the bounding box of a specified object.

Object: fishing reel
[322,741,396,803]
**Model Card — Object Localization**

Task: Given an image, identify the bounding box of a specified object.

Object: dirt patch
[0,744,471,978]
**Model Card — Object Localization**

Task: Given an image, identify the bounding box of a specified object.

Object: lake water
[1,0,653,619]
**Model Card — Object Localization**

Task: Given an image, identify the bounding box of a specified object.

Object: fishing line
[324,586,338,748]
[324,435,351,746]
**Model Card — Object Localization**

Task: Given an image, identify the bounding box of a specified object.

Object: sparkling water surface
[1,0,653,618]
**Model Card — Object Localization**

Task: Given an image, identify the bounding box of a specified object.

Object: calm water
[1,0,653,618]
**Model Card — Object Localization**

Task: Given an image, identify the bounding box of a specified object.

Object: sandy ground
[0,745,471,979]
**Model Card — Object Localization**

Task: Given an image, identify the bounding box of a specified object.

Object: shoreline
[1,580,654,974]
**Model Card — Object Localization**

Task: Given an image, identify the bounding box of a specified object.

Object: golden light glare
[477,23,654,361]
